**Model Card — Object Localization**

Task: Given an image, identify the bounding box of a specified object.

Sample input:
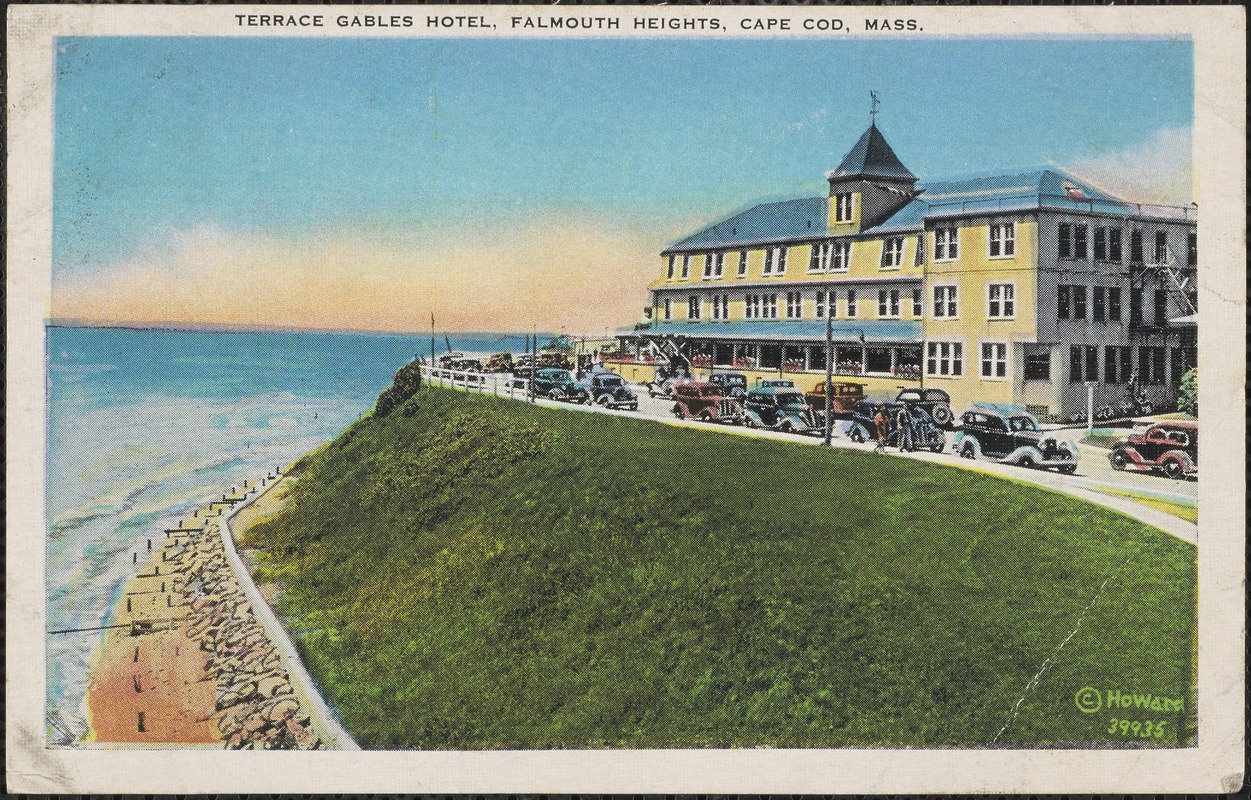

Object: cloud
[52,212,687,335]
[1068,125,1194,206]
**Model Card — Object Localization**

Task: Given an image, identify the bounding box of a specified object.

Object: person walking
[873,404,890,453]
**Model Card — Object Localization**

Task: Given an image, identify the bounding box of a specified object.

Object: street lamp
[823,315,866,447]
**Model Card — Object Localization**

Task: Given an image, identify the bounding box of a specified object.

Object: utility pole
[823,297,834,447]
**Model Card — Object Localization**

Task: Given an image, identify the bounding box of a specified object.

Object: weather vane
[870,90,880,123]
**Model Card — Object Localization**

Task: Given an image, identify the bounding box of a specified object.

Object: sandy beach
[82,472,347,749]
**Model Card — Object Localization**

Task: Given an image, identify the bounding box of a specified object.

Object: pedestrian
[873,404,889,453]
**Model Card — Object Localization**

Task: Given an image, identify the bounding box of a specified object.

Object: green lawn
[244,387,1197,749]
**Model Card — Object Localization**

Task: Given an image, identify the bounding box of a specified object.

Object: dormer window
[834,193,854,223]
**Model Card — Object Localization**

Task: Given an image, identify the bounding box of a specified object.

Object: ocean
[44,325,541,744]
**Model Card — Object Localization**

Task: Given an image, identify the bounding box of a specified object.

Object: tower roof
[826,123,917,183]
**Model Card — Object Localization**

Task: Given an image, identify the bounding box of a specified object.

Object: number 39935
[1107,718,1168,738]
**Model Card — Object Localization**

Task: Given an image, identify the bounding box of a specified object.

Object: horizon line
[45,319,601,339]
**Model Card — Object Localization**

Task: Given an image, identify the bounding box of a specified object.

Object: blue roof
[665,167,1191,253]
[827,123,917,183]
[634,319,922,344]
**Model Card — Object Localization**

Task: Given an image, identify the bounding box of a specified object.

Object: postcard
[6,4,1245,795]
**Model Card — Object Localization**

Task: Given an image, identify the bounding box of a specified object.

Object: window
[703,252,723,279]
[1139,346,1165,383]
[834,192,853,223]
[663,298,672,320]
[786,291,802,319]
[935,227,959,261]
[989,223,1016,257]
[681,254,690,279]
[1073,285,1087,320]
[1058,223,1072,259]
[809,243,829,272]
[1024,349,1051,380]
[912,288,923,317]
[828,290,838,318]
[1154,231,1168,263]
[666,255,675,280]
[762,293,779,319]
[866,347,892,374]
[933,285,958,318]
[1188,232,1197,266]
[1094,227,1107,261]
[1069,345,1083,383]
[1085,345,1099,382]
[737,250,748,277]
[744,294,760,319]
[914,236,926,266]
[1093,287,1105,322]
[711,294,729,320]
[1130,288,1143,325]
[846,289,857,318]
[815,290,827,319]
[762,248,773,275]
[981,342,1008,379]
[1108,287,1122,322]
[987,283,1015,319]
[1130,229,1144,263]
[1154,289,1168,325]
[775,247,788,274]
[880,237,904,269]
[688,295,701,320]
[1074,224,1088,259]
[1057,285,1071,319]
[878,289,900,318]
[702,254,714,279]
[830,240,851,272]
[1104,345,1133,383]
[1108,228,1122,262]
[1119,346,1132,383]
[926,341,963,376]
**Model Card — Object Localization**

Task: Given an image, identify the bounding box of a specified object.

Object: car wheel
[849,427,865,443]
[1163,459,1185,480]
[1018,453,1035,469]
[548,390,563,402]
[1058,465,1077,474]
[627,403,638,412]
[699,411,713,423]
[596,394,611,406]
[931,404,953,427]
[931,444,945,454]
[672,406,683,419]
[959,440,976,459]
[1109,450,1129,471]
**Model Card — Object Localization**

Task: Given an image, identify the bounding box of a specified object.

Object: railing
[924,192,1197,221]
[421,364,529,399]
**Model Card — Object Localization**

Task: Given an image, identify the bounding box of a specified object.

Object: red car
[1109,421,1198,480]
[671,381,743,424]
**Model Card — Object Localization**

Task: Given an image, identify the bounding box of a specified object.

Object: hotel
[612,123,1197,420]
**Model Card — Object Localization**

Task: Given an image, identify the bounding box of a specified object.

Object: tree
[1176,367,1197,417]
[375,360,423,416]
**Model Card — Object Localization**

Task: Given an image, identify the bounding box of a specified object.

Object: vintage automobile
[895,387,955,428]
[484,352,515,373]
[585,372,638,410]
[532,368,591,404]
[758,378,797,389]
[1108,421,1197,480]
[537,352,574,370]
[707,371,748,399]
[842,400,946,452]
[647,365,692,399]
[805,381,865,419]
[742,387,818,433]
[953,403,1078,472]
[671,381,743,424]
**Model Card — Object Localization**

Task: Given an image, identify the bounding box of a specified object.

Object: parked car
[742,387,818,433]
[647,365,690,399]
[485,352,515,373]
[586,372,638,410]
[758,378,796,389]
[671,381,743,424]
[1108,421,1197,480]
[805,381,865,419]
[895,387,955,428]
[842,401,946,452]
[953,403,1077,472]
[532,368,591,404]
[707,371,748,399]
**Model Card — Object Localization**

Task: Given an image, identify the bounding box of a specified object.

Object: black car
[707,371,748,399]
[842,401,946,452]
[585,373,638,410]
[531,368,591,404]
[895,387,954,428]
[953,403,1078,472]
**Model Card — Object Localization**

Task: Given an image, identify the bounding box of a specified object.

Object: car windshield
[599,376,624,386]
[1009,416,1038,432]
[898,392,921,402]
[777,393,806,407]
[700,387,721,398]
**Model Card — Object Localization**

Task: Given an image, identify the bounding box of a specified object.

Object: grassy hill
[243,387,1196,749]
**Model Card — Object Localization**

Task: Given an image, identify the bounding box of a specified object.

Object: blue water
[45,326,540,743]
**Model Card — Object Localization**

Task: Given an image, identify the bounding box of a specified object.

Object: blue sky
[52,35,1194,331]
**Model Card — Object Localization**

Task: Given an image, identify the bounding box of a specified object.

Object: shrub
[1176,367,1197,416]
[375,360,423,416]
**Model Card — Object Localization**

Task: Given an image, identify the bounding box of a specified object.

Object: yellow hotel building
[612,123,1197,421]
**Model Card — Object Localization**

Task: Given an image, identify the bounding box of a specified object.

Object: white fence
[421,363,530,399]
